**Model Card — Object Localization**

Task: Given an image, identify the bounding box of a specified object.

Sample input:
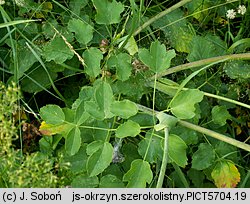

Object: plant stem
[172,163,189,188]
[151,53,250,79]
[136,104,250,152]
[156,127,169,188]
[133,0,192,36]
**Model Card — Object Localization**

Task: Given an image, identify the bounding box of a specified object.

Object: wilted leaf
[39,121,72,136]
[92,0,124,24]
[170,89,204,119]
[192,143,215,170]
[123,159,153,187]
[116,120,140,138]
[211,160,240,188]
[138,40,176,73]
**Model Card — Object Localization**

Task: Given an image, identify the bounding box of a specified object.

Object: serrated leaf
[212,105,231,126]
[138,40,176,73]
[87,141,113,176]
[99,175,124,188]
[71,173,99,188]
[43,36,74,64]
[170,89,204,119]
[69,0,88,16]
[168,134,188,167]
[92,0,124,25]
[154,112,178,131]
[138,131,163,163]
[68,18,93,45]
[187,169,205,188]
[192,143,215,170]
[223,61,250,79]
[108,53,132,81]
[123,159,153,187]
[94,81,114,118]
[211,160,240,188]
[83,47,103,78]
[39,121,73,136]
[65,127,81,156]
[110,100,138,119]
[40,105,65,124]
[116,120,140,138]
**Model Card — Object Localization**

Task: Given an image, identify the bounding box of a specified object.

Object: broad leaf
[138,131,163,163]
[110,100,138,119]
[87,141,113,176]
[65,127,81,156]
[85,101,105,120]
[99,175,124,188]
[40,105,65,124]
[154,111,178,131]
[191,143,215,170]
[170,89,204,119]
[39,121,73,136]
[69,0,88,16]
[108,53,132,81]
[224,61,250,79]
[83,47,103,78]
[168,134,188,167]
[123,159,153,187]
[211,160,240,188]
[86,140,104,155]
[212,105,231,126]
[92,0,124,24]
[68,18,93,45]
[74,100,90,125]
[116,120,140,138]
[71,173,99,188]
[43,36,74,64]
[138,40,176,73]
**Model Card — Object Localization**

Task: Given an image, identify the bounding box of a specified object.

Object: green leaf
[40,105,65,124]
[86,140,104,155]
[211,160,240,188]
[108,53,132,81]
[71,173,99,188]
[92,0,124,24]
[192,143,215,170]
[83,47,103,78]
[187,169,205,187]
[223,61,250,79]
[74,100,90,125]
[123,159,153,187]
[154,112,178,131]
[21,66,57,93]
[212,105,231,126]
[170,89,204,119]
[110,100,138,119]
[87,141,113,176]
[187,34,227,62]
[94,81,114,118]
[63,144,88,173]
[138,131,163,163]
[43,36,74,64]
[65,127,81,156]
[69,0,88,16]
[116,120,140,138]
[68,18,93,45]
[85,101,105,120]
[122,36,138,56]
[99,175,124,188]
[138,40,176,73]
[168,134,188,167]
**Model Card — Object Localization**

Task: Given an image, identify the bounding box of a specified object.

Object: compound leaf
[40,105,65,125]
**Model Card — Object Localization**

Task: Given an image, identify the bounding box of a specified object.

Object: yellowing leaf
[211,160,240,188]
[39,121,72,136]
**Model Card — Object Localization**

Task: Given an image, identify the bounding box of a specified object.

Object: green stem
[156,127,169,188]
[172,163,189,188]
[136,104,250,152]
[133,0,192,36]
[151,53,250,79]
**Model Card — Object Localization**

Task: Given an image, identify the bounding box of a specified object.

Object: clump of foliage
[0,0,250,188]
